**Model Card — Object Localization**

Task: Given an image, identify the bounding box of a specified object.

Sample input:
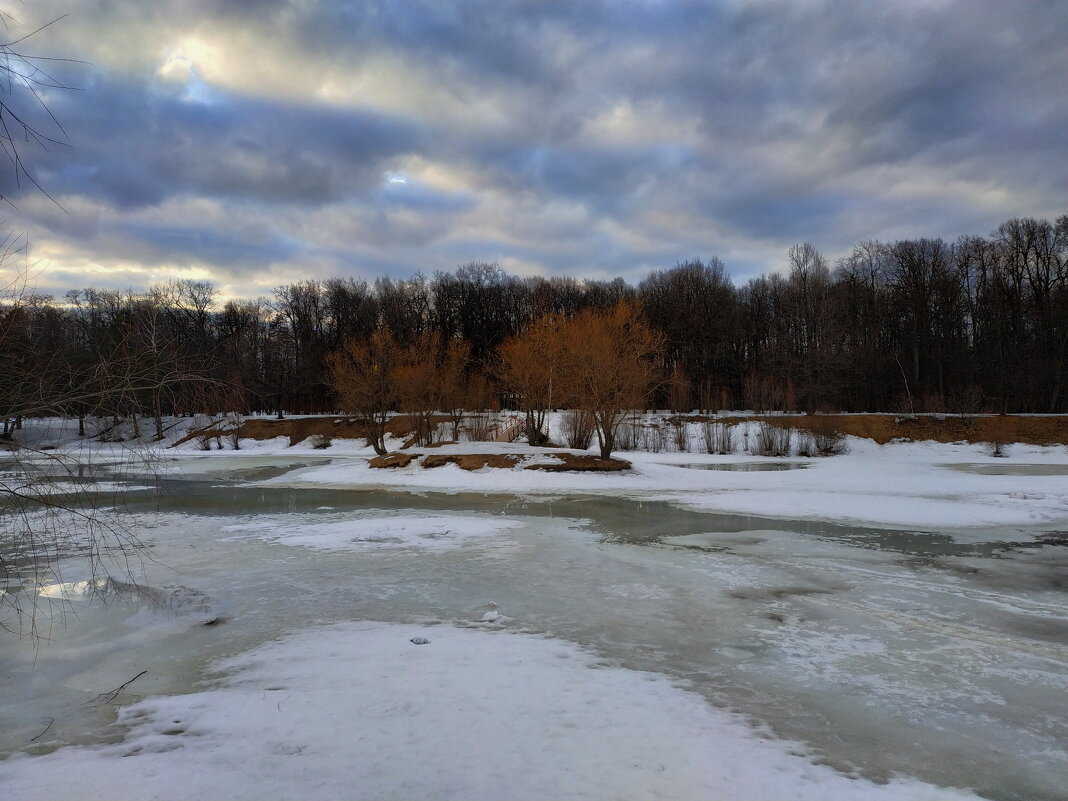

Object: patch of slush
[0,621,981,801]
[221,513,523,552]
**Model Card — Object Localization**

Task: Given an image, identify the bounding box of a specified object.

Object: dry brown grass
[421,453,522,470]
[525,453,631,472]
[368,452,420,468]
[680,414,1068,446]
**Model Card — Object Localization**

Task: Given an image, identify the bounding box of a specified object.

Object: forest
[1,213,1066,434]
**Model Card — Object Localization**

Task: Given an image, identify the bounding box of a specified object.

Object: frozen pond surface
[944,462,1068,476]
[670,461,809,471]
[2,458,1067,800]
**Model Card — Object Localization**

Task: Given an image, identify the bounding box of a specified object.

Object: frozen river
[1,455,1066,800]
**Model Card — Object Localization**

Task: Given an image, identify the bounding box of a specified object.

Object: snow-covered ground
[245,435,1068,530]
[15,412,1068,533]
[0,621,980,801]
[2,415,1067,800]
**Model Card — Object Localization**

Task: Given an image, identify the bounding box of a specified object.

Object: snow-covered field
[14,412,1068,530]
[1,415,1067,800]
[1,621,984,801]
[253,436,1068,530]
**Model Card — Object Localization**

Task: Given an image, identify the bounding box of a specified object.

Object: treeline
[1,214,1066,430]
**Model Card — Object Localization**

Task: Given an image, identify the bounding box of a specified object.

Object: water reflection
[670,461,809,472]
[129,479,1050,560]
[944,462,1068,476]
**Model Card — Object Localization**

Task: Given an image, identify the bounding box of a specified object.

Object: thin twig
[29,716,54,742]
[82,669,147,707]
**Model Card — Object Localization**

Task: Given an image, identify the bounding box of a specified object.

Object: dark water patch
[119,476,1062,561]
[944,463,1068,476]
[671,461,809,472]
[729,585,840,601]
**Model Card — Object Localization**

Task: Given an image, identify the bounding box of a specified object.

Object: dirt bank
[701,414,1068,446]
[173,414,439,448]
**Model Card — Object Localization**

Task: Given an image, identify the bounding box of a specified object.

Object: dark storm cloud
[113,221,298,268]
[14,0,1068,294]
[38,75,423,210]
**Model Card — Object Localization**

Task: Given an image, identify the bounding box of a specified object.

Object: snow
[0,621,981,801]
[253,435,1068,531]
[220,513,523,553]
[13,413,1068,534]
[4,414,1067,798]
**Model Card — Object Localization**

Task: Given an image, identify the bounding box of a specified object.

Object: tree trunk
[367,416,388,456]
[597,417,614,460]
[525,409,545,446]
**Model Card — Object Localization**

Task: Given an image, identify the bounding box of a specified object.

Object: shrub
[614,417,641,451]
[310,433,332,449]
[803,417,848,456]
[465,413,497,442]
[562,409,596,450]
[670,418,689,452]
[814,431,847,456]
[701,421,734,455]
[642,423,667,453]
[750,421,791,456]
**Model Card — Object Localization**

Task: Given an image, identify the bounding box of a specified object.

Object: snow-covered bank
[10,413,1068,533]
[242,436,1068,531]
[0,621,980,801]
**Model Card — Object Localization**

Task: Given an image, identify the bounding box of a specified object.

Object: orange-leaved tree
[439,337,474,441]
[558,302,664,459]
[497,313,563,445]
[327,330,401,455]
[393,332,441,447]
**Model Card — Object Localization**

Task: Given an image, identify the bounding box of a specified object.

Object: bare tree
[327,330,401,455]
[0,258,216,635]
[0,10,77,206]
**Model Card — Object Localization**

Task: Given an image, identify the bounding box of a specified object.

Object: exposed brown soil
[368,452,420,469]
[421,453,522,470]
[680,414,1068,446]
[525,453,631,472]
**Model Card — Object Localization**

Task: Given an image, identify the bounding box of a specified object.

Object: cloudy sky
[6,0,1066,298]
